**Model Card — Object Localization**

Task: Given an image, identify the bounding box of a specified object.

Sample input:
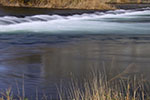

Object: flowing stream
[0,8,150,99]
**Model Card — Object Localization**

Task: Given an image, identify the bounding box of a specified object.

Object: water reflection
[0,34,150,98]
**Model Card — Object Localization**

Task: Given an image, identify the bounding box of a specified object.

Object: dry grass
[59,75,150,100]
[0,74,149,100]
[0,75,149,100]
[0,0,114,10]
[0,63,149,100]
[59,65,150,100]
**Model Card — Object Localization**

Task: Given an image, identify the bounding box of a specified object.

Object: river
[0,7,150,99]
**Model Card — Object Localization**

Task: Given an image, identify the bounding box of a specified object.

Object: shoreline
[0,5,108,17]
[0,4,150,17]
[111,3,150,9]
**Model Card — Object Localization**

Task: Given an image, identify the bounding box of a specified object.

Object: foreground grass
[0,71,149,100]
[59,72,150,100]
[0,0,114,10]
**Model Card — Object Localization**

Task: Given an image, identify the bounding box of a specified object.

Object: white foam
[0,9,150,34]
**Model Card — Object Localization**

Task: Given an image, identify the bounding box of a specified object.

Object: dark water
[0,8,150,99]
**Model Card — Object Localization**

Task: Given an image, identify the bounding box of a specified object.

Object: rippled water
[0,8,150,99]
[0,8,150,34]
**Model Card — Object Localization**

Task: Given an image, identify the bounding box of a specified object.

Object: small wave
[0,8,150,34]
[0,8,148,25]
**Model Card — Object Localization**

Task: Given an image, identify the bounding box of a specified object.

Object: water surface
[0,8,150,99]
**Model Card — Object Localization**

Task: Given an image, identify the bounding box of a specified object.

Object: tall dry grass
[0,62,149,100]
[59,67,150,100]
[0,71,149,100]
[59,76,149,100]
[0,0,114,10]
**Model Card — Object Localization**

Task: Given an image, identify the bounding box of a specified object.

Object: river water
[0,8,150,99]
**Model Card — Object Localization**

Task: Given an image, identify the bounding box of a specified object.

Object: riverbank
[0,5,109,17]
[0,0,113,10]
[0,3,150,17]
[1,0,150,10]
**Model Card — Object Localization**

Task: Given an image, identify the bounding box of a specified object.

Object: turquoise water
[0,8,150,34]
[0,8,150,99]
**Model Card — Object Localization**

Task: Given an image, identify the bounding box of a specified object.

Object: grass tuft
[59,69,150,100]
[0,64,149,100]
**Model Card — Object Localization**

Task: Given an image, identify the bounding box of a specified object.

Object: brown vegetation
[59,72,150,100]
[0,0,114,10]
[0,66,149,100]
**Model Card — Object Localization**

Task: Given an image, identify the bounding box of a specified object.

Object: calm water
[0,8,150,99]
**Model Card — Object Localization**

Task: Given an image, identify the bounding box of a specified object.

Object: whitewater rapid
[0,8,150,34]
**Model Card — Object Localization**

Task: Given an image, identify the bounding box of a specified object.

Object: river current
[0,8,150,99]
